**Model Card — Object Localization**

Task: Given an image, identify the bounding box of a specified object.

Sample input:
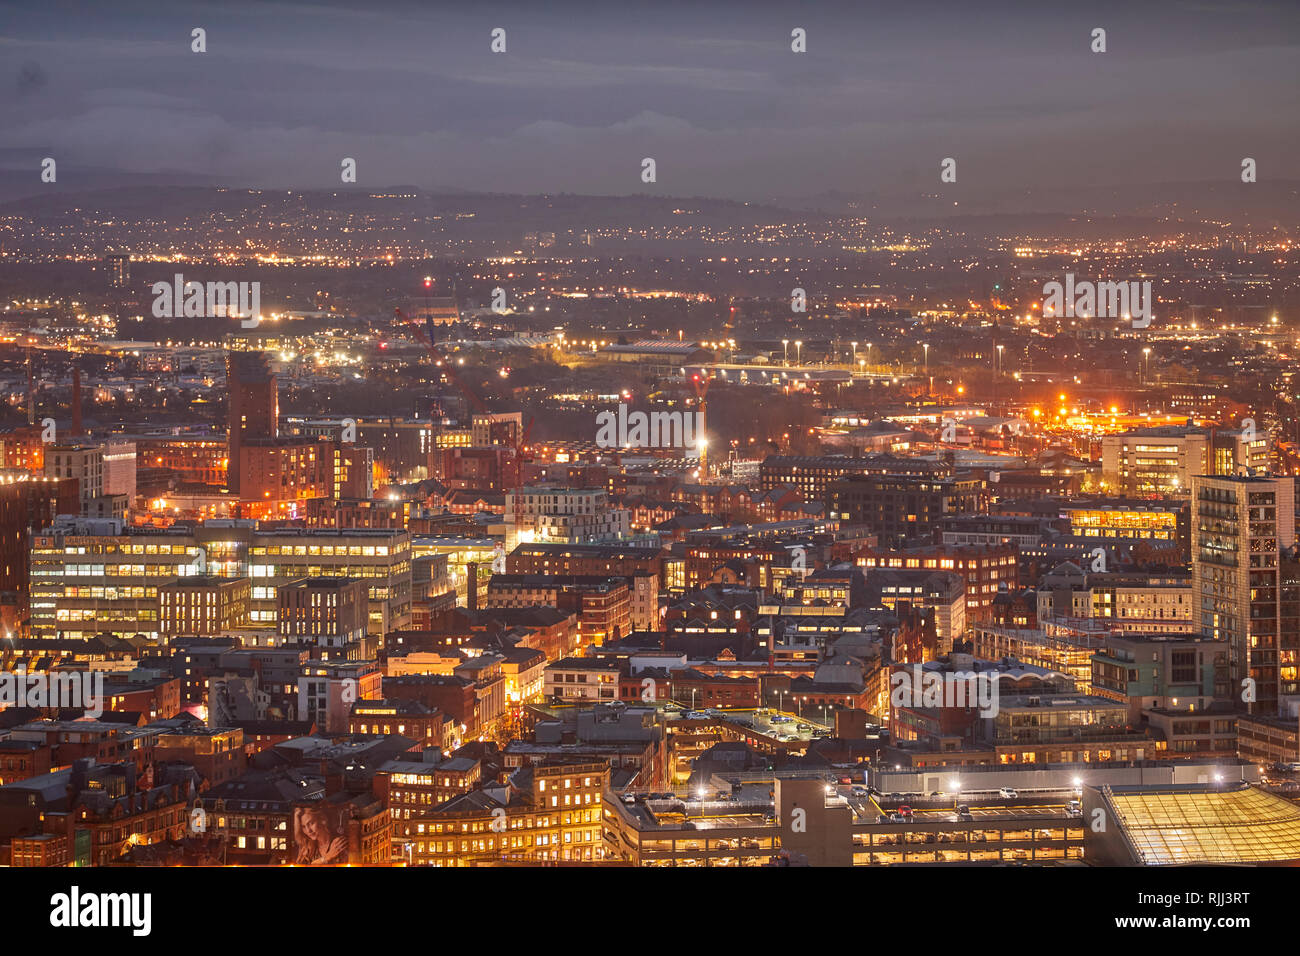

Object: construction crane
[504,414,535,492]
[393,305,487,416]
[689,371,711,475]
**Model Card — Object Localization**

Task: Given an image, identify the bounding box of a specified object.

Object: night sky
[3,0,1298,201]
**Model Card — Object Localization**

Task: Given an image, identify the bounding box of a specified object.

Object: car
[771,715,794,724]
[1066,799,1082,817]
[897,805,914,819]
[889,813,908,823]
[622,793,637,804]
[929,791,942,797]
[797,723,811,731]
[851,786,868,797]
[956,810,974,822]
[999,787,1019,799]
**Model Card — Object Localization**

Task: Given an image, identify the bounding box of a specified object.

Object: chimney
[26,350,34,425]
[71,366,83,437]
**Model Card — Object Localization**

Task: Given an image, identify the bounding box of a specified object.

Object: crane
[504,415,535,491]
[689,371,711,475]
[393,305,487,415]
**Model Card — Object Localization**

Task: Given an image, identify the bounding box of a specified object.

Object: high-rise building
[226,352,278,496]
[1102,425,1268,497]
[1191,473,1297,714]
[104,253,130,289]
[0,473,78,633]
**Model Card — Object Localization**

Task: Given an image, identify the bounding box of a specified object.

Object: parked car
[897,805,914,819]
[999,787,1019,799]
[1067,799,1082,817]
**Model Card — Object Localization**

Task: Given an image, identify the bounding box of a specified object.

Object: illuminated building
[30,518,411,641]
[138,437,227,487]
[276,576,368,652]
[545,657,621,702]
[298,660,382,733]
[971,619,1108,693]
[1061,498,1188,550]
[159,575,251,637]
[508,542,662,630]
[866,569,966,652]
[505,487,631,549]
[485,575,631,646]
[226,351,277,497]
[412,759,609,866]
[761,454,949,500]
[1036,565,1194,634]
[0,756,194,866]
[104,252,130,288]
[499,646,546,703]
[197,772,391,865]
[350,700,453,750]
[247,528,412,634]
[856,544,1018,621]
[1191,473,1298,715]
[829,473,988,546]
[0,427,46,472]
[376,753,482,857]
[1101,426,1266,497]
[1084,783,1300,865]
[0,473,77,630]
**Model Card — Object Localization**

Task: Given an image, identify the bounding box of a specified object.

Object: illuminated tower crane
[690,371,711,475]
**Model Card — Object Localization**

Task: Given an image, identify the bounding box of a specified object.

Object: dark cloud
[0,0,1296,199]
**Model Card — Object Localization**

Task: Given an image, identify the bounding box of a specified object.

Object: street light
[866,342,873,371]
[1142,346,1152,382]
[923,343,929,372]
[851,340,858,366]
[996,343,1004,375]
[794,340,803,366]
[782,339,789,366]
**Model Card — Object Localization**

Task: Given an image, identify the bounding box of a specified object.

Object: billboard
[292,803,353,865]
